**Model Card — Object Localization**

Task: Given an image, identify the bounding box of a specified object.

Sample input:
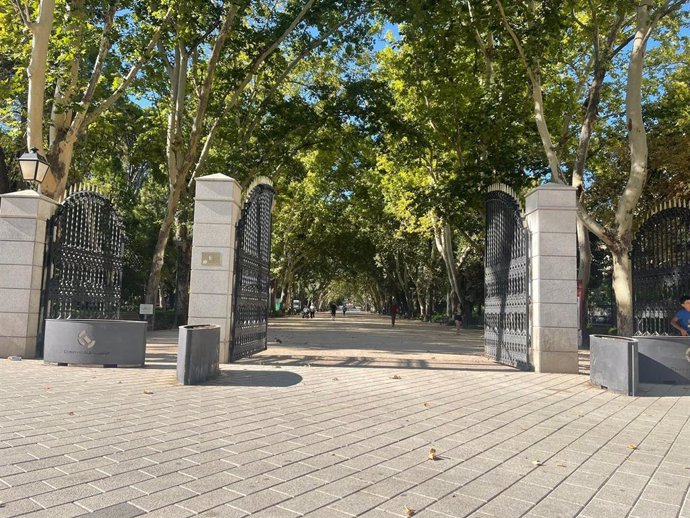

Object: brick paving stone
[79,502,145,517]
[580,497,633,518]
[132,473,197,495]
[75,486,147,511]
[630,499,681,518]
[225,488,290,514]
[278,490,339,514]
[426,492,485,517]
[180,472,241,494]
[329,491,388,515]
[528,496,582,517]
[142,505,196,518]
[175,488,242,514]
[128,486,197,512]
[30,483,102,509]
[0,497,43,517]
[475,495,535,518]
[21,502,86,517]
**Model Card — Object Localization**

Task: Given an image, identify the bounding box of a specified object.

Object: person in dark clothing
[453,305,463,335]
[390,300,399,327]
[330,302,337,320]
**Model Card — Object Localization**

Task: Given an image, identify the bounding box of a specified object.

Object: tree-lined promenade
[1,0,688,335]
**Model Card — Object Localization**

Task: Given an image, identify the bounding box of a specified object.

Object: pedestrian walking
[309,303,316,318]
[330,302,337,320]
[390,299,399,327]
[453,305,463,335]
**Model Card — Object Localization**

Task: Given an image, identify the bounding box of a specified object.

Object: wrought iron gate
[230,182,274,361]
[484,185,531,370]
[633,201,690,335]
[37,189,126,355]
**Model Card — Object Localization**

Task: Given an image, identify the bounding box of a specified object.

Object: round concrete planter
[44,319,146,367]
[638,336,690,385]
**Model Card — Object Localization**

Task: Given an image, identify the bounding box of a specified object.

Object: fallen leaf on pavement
[532,460,543,466]
[143,390,153,395]
[429,448,439,461]
[404,505,415,517]
[391,375,401,379]
[627,444,637,450]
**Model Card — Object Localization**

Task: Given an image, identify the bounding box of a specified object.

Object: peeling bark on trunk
[577,220,592,345]
[26,0,55,155]
[612,249,633,336]
[174,224,191,325]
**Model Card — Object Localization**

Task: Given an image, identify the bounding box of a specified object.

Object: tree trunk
[0,146,10,194]
[174,224,191,325]
[145,176,185,304]
[26,0,55,156]
[577,221,592,346]
[611,248,633,336]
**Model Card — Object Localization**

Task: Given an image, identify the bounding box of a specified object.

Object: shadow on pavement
[241,355,516,373]
[207,369,303,387]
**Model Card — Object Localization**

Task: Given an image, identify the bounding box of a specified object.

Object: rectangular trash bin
[177,325,220,385]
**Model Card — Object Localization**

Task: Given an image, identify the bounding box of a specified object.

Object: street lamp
[18,148,50,185]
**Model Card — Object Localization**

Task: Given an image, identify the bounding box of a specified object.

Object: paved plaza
[2,314,690,517]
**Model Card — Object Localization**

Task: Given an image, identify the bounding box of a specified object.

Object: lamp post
[18,148,50,191]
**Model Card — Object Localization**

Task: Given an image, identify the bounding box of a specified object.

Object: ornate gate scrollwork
[230,182,274,361]
[484,185,531,370]
[633,202,690,336]
[38,189,126,355]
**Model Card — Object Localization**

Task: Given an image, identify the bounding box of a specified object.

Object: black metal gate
[230,182,274,361]
[633,201,690,335]
[37,189,126,355]
[484,186,531,369]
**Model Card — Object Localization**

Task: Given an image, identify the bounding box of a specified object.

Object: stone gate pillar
[525,184,578,373]
[0,190,59,358]
[187,174,243,363]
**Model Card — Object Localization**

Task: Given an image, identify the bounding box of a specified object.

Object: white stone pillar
[0,190,59,358]
[187,174,243,363]
[525,184,578,373]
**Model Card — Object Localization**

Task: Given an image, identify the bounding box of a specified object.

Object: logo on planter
[77,330,96,349]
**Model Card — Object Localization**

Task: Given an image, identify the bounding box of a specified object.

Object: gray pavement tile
[579,498,633,518]
[329,491,388,516]
[128,486,197,512]
[630,499,681,518]
[132,472,196,495]
[0,467,65,487]
[605,471,650,491]
[319,476,371,498]
[139,459,197,478]
[0,482,54,504]
[225,474,282,496]
[77,502,145,517]
[30,483,102,509]
[75,486,147,511]
[175,488,243,513]
[142,505,196,518]
[308,463,358,483]
[302,507,354,517]
[426,492,484,517]
[180,472,242,494]
[375,491,436,515]
[0,497,43,517]
[250,506,301,517]
[178,459,236,479]
[20,503,85,517]
[475,495,535,518]
[640,483,686,506]
[224,488,290,514]
[88,470,154,492]
[278,490,339,514]
[270,475,327,497]
[43,469,110,490]
[528,496,582,518]
[500,482,552,504]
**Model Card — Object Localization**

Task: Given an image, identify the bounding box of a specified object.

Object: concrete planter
[44,319,146,367]
[177,324,220,385]
[590,334,639,396]
[638,336,690,385]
